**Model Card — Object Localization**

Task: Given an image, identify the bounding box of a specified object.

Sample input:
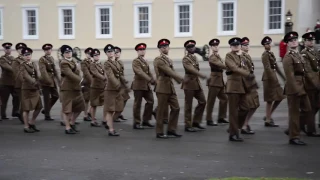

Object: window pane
[268,0,282,30]
[26,10,37,35]
[63,9,73,35]
[138,6,149,34]
[178,5,190,33]
[99,8,110,35]
[221,3,234,31]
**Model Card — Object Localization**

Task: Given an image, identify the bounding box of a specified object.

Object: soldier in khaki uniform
[89,49,106,127]
[0,43,17,120]
[60,45,85,134]
[114,46,129,122]
[154,39,184,138]
[131,43,155,129]
[181,40,207,132]
[20,47,42,133]
[225,37,255,142]
[206,39,228,126]
[240,37,259,134]
[282,31,315,145]
[299,32,320,136]
[38,44,60,121]
[11,43,27,121]
[80,47,93,122]
[261,36,286,127]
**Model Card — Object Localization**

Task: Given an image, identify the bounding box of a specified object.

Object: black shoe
[45,116,54,121]
[241,125,255,134]
[163,120,168,124]
[65,129,77,134]
[1,116,9,120]
[133,124,144,129]
[142,122,155,128]
[70,124,79,132]
[29,124,40,132]
[306,132,320,137]
[104,124,109,130]
[289,138,306,145]
[84,117,92,121]
[207,121,218,126]
[229,135,243,142]
[185,127,197,132]
[167,131,182,138]
[102,121,107,125]
[218,118,229,124]
[88,113,92,118]
[41,110,45,114]
[192,123,206,130]
[265,121,279,127]
[90,122,101,127]
[118,115,127,120]
[60,121,66,126]
[156,133,168,139]
[108,130,120,136]
[284,129,289,136]
[12,113,20,118]
[24,127,35,133]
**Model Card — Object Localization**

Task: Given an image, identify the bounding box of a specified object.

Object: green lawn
[209,178,308,180]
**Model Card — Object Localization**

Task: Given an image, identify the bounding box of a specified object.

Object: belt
[211,69,223,73]
[226,71,233,75]
[294,72,304,76]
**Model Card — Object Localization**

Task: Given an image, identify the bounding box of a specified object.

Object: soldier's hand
[246,74,255,81]
[150,79,156,85]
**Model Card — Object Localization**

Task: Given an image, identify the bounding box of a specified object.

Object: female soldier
[20,47,42,133]
[89,49,106,127]
[261,36,286,127]
[103,44,130,136]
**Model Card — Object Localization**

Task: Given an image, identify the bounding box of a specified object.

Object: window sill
[23,35,39,40]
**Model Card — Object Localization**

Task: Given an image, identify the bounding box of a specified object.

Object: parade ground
[0,60,319,180]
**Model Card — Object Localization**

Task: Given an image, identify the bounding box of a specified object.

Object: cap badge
[26,50,28,53]
[163,40,165,43]
[108,46,111,49]
[214,40,216,43]
[234,39,237,42]
[310,34,312,37]
[266,39,269,41]
[20,44,22,47]
[290,34,293,37]
[66,48,69,50]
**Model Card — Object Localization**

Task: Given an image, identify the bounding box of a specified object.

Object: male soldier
[154,39,184,138]
[181,40,207,132]
[131,43,155,129]
[225,37,255,142]
[240,37,259,134]
[282,31,315,145]
[0,43,17,120]
[114,46,129,122]
[39,44,60,121]
[12,42,27,121]
[81,47,93,122]
[206,39,228,126]
[299,31,320,136]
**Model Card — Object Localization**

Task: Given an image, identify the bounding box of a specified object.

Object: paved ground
[0,60,320,180]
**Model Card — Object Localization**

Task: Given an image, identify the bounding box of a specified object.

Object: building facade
[0,0,319,60]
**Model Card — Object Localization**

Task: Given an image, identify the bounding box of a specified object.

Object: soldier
[0,42,16,120]
[19,47,42,133]
[38,44,60,121]
[261,36,286,127]
[81,47,93,122]
[299,31,320,136]
[11,42,27,121]
[181,40,207,132]
[206,39,228,126]
[131,43,155,129]
[60,45,85,134]
[114,46,129,122]
[103,44,130,136]
[154,39,184,138]
[240,37,259,134]
[225,37,255,142]
[89,49,106,127]
[282,31,317,145]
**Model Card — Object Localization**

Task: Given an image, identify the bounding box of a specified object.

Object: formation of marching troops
[1,31,320,146]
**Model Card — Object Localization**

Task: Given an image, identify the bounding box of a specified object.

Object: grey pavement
[0,62,320,180]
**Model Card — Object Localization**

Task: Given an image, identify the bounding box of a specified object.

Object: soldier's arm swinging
[182,57,206,78]
[105,62,121,90]
[282,55,299,94]
[132,60,152,82]
[89,63,105,81]
[157,59,183,83]
[0,58,13,72]
[39,57,50,84]
[225,53,250,77]
[60,62,81,83]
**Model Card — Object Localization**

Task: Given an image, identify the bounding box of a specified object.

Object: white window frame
[174,0,193,37]
[0,6,3,40]
[133,1,152,38]
[21,5,39,40]
[264,0,285,34]
[95,2,113,39]
[217,0,237,36]
[58,4,76,39]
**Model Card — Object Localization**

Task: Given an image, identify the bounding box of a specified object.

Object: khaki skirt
[121,89,130,101]
[263,81,286,102]
[243,89,260,109]
[82,86,90,102]
[104,90,124,112]
[90,88,104,106]
[21,89,42,111]
[60,90,85,113]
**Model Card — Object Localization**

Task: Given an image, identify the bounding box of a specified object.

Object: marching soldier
[131,43,155,129]
[206,39,228,126]
[261,36,286,127]
[154,39,184,138]
[299,31,320,136]
[12,43,27,121]
[181,40,207,132]
[240,37,259,134]
[89,49,106,127]
[114,46,129,122]
[81,47,93,122]
[0,43,16,120]
[39,44,60,121]
[282,31,317,145]
[225,37,255,142]
[20,47,42,133]
[60,45,85,134]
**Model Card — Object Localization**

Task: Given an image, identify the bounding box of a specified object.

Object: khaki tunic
[89,61,106,107]
[0,54,15,86]
[39,55,60,87]
[20,62,42,111]
[80,58,93,102]
[117,59,130,101]
[12,56,25,89]
[261,51,286,102]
